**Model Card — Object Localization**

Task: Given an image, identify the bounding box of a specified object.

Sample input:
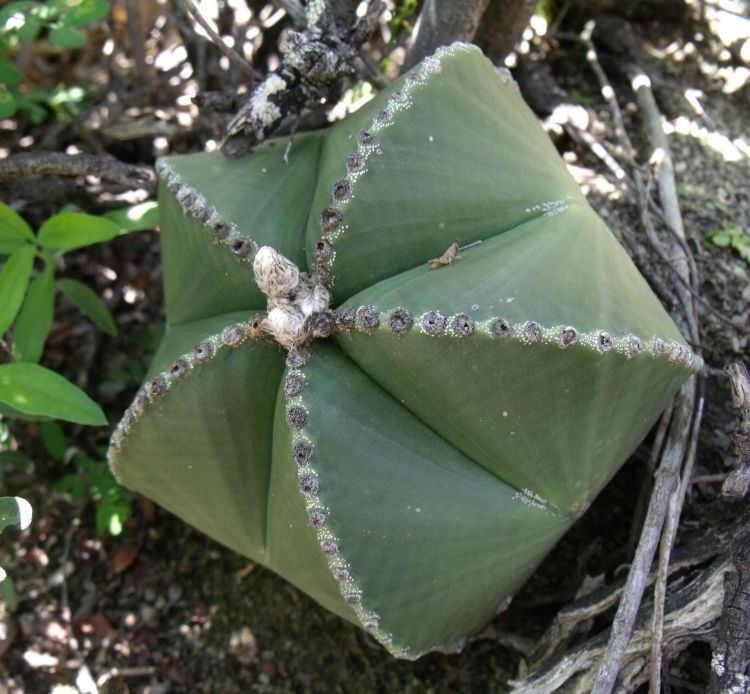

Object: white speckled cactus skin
[108,43,699,658]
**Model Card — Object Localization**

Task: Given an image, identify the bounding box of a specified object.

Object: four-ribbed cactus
[107,43,698,658]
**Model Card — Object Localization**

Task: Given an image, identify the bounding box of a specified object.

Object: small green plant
[56,451,133,536]
[0,0,110,121]
[0,201,122,424]
[0,200,154,539]
[707,225,750,265]
[36,419,132,535]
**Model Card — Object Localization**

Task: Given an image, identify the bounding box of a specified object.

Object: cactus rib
[311,43,474,291]
[281,352,401,655]
[107,313,268,481]
[156,159,259,264]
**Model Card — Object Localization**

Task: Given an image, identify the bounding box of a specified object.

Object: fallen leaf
[111,546,138,574]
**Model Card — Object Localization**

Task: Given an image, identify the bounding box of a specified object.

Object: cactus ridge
[107,314,268,481]
[155,158,259,265]
[338,304,700,368]
[278,343,574,660]
[312,43,473,291]
[108,297,699,484]
[280,353,405,656]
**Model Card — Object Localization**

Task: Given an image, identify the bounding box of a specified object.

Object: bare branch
[709,524,750,693]
[591,383,696,694]
[722,363,750,498]
[0,152,155,191]
[650,387,704,693]
[513,548,737,693]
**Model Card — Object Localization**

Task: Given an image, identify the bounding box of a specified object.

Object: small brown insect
[428,242,460,269]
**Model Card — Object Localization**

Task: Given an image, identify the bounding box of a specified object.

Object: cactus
[108,43,698,658]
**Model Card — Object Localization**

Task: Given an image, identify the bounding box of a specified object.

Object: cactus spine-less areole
[108,43,699,658]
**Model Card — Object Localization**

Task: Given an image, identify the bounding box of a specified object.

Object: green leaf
[61,0,110,27]
[0,87,18,119]
[0,244,35,336]
[0,450,31,469]
[708,232,732,247]
[0,2,32,27]
[103,201,159,233]
[41,420,67,460]
[48,26,86,49]
[55,473,86,503]
[38,212,120,252]
[0,2,37,42]
[0,202,35,254]
[0,495,32,532]
[15,13,39,40]
[0,450,31,488]
[12,264,55,362]
[0,59,23,87]
[1,574,17,608]
[57,277,116,336]
[0,363,107,425]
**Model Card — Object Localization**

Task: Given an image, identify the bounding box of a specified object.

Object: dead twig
[627,404,673,556]
[628,65,699,346]
[721,363,750,498]
[529,520,726,670]
[0,152,155,192]
[512,547,737,693]
[650,386,704,694]
[277,0,306,27]
[592,386,695,694]
[125,0,149,86]
[220,0,384,155]
[621,62,703,694]
[708,362,750,693]
[709,529,750,693]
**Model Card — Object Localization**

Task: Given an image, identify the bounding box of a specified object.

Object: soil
[1,3,748,692]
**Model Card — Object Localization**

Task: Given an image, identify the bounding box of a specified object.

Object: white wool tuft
[253,246,300,298]
[296,281,331,317]
[267,305,306,350]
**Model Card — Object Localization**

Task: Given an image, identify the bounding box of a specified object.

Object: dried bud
[268,305,305,350]
[253,246,300,299]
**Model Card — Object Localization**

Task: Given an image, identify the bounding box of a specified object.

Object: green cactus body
[108,43,698,658]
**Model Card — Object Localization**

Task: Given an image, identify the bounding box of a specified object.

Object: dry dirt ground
[1,5,748,693]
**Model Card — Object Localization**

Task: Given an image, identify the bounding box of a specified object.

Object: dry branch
[592,387,696,693]
[722,363,750,499]
[0,152,155,192]
[512,554,732,693]
[709,362,750,692]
